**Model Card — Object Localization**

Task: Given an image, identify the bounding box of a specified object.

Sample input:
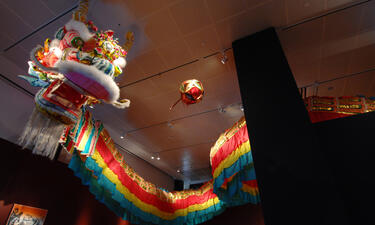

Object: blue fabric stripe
[212,151,260,204]
[82,116,95,154]
[69,153,228,225]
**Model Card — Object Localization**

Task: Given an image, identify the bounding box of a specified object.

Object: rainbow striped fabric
[61,108,103,156]
[65,112,260,225]
[209,117,260,205]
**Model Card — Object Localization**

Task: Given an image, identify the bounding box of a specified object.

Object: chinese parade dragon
[18,0,134,159]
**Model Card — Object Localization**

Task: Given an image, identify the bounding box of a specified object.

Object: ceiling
[0,0,374,185]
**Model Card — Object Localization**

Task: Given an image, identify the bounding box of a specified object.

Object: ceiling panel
[348,43,375,73]
[124,0,170,19]
[142,8,182,46]
[184,25,221,58]
[131,49,168,75]
[286,0,325,24]
[342,71,375,96]
[118,61,145,85]
[359,0,375,31]
[319,51,352,81]
[279,18,324,55]
[215,0,286,48]
[242,0,265,9]
[322,3,362,43]
[148,62,200,94]
[158,142,213,169]
[205,0,246,22]
[169,0,213,35]
[0,2,33,41]
[1,0,55,29]
[40,0,77,14]
[326,0,357,9]
[0,33,14,52]
[157,38,194,68]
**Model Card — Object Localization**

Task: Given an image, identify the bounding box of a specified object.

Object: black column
[233,28,347,225]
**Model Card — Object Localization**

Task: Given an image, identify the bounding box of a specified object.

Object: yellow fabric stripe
[241,184,259,197]
[213,140,251,179]
[77,114,93,151]
[91,150,220,220]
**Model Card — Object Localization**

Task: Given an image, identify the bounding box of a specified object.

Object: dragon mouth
[54,60,120,103]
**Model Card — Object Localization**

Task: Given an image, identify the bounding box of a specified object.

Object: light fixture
[240,105,244,112]
[151,156,155,160]
[177,169,180,173]
[156,156,160,160]
[218,106,226,113]
[220,51,228,64]
[120,133,127,139]
[120,132,128,139]
[89,105,94,109]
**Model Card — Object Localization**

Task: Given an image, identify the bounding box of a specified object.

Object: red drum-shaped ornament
[180,79,204,104]
[170,79,204,110]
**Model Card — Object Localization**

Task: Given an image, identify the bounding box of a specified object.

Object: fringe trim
[18,108,65,160]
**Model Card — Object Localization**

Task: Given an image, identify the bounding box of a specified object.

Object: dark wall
[234,27,375,225]
[313,112,375,225]
[234,27,325,225]
[0,138,129,225]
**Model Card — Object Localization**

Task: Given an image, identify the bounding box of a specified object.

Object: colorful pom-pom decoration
[170,79,204,110]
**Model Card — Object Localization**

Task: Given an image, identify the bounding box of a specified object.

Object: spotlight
[120,135,124,139]
[240,105,244,112]
[177,169,180,173]
[220,51,228,64]
[218,106,226,113]
[151,156,155,160]
[89,105,94,109]
[156,156,160,160]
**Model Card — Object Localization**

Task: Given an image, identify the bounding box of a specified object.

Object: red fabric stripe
[242,180,258,188]
[76,112,90,145]
[308,111,350,123]
[95,137,217,213]
[211,125,249,172]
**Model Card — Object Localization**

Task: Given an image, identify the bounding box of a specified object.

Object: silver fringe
[18,108,65,160]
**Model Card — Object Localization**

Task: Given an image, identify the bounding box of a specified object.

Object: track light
[120,133,127,139]
[156,156,160,160]
[218,106,226,113]
[151,156,155,160]
[220,51,228,64]
[177,169,180,173]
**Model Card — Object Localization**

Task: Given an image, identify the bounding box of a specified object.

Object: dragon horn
[122,31,134,53]
[73,0,89,23]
